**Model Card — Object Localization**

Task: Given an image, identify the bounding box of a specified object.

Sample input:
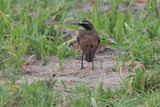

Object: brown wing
[93,31,100,50]
[97,36,100,47]
[77,30,100,51]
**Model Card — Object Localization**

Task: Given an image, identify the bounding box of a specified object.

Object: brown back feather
[77,29,100,62]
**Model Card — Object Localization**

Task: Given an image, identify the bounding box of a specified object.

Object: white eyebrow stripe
[80,22,89,25]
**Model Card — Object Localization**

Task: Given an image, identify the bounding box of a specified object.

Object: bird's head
[74,20,94,30]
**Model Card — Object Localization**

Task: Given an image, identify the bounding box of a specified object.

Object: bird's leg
[92,61,94,70]
[80,53,84,69]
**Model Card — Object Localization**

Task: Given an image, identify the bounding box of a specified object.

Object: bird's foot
[80,67,84,70]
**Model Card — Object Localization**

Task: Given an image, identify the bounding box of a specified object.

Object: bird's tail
[85,53,93,62]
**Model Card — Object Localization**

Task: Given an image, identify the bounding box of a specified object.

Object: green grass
[0,0,160,106]
[0,81,159,107]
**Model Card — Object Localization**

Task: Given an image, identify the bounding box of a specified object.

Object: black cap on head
[73,20,94,30]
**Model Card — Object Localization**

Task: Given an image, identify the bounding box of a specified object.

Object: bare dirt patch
[19,48,131,90]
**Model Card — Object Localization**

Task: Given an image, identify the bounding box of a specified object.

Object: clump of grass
[0,0,78,79]
[0,81,55,107]
[0,80,160,107]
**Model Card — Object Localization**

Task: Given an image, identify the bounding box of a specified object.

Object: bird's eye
[90,45,93,48]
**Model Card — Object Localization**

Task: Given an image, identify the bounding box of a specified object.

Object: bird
[74,20,100,69]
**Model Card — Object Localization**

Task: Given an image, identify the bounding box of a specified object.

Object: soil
[18,48,131,91]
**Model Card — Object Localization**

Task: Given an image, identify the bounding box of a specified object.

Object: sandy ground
[17,48,131,91]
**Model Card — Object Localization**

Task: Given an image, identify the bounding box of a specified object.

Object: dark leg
[92,55,95,70]
[92,61,94,70]
[80,53,84,69]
